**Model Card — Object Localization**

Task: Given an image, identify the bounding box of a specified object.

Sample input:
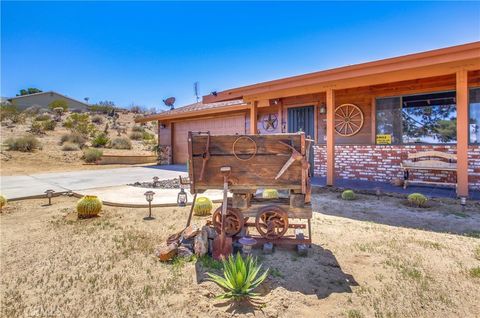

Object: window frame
[469,87,480,145]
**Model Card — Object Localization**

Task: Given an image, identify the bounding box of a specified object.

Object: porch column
[326,88,335,186]
[250,101,258,134]
[456,70,469,197]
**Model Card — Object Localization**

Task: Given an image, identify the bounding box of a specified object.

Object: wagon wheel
[212,206,244,237]
[334,103,364,137]
[255,205,289,240]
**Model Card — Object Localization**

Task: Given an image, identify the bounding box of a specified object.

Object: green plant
[131,125,145,132]
[34,114,51,121]
[206,252,269,301]
[262,189,279,199]
[61,142,80,151]
[91,115,104,124]
[60,133,86,147]
[29,121,45,135]
[0,195,6,211]
[469,267,480,278]
[92,132,110,147]
[63,113,97,136]
[407,193,428,207]
[88,104,116,114]
[142,131,155,140]
[42,119,56,131]
[129,131,143,140]
[83,148,103,163]
[5,135,41,152]
[48,99,68,111]
[341,190,356,200]
[110,137,132,149]
[0,102,23,123]
[193,197,213,216]
[77,195,102,218]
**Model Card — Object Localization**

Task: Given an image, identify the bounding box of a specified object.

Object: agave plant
[206,252,269,301]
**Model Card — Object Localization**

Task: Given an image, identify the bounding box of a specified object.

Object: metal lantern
[460,197,467,212]
[144,191,155,220]
[45,189,55,205]
[177,188,188,207]
[152,176,159,187]
[238,236,257,256]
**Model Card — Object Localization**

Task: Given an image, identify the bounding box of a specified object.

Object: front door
[287,106,315,175]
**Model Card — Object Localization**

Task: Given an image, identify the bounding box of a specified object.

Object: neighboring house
[8,91,89,112]
[136,41,480,197]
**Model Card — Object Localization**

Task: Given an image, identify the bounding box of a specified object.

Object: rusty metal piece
[212,206,244,237]
[199,132,211,181]
[255,205,289,239]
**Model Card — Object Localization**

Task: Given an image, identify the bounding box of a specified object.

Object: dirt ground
[1,192,479,318]
[1,112,157,176]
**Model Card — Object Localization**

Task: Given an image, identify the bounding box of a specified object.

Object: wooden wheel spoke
[334,104,364,137]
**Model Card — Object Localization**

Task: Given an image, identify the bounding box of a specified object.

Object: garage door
[173,115,245,164]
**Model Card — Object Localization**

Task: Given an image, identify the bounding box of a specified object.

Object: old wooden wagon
[187,132,313,246]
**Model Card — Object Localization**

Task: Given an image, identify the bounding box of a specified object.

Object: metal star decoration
[262,113,278,131]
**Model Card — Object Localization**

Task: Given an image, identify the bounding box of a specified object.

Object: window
[470,88,480,144]
[376,91,457,144]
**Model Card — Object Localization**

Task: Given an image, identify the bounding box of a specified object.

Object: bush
[77,195,102,218]
[34,114,51,121]
[194,197,213,216]
[5,135,41,152]
[142,131,155,140]
[29,121,45,135]
[131,125,144,132]
[91,132,109,148]
[262,189,279,199]
[83,148,103,163]
[61,142,80,151]
[61,133,86,147]
[341,190,356,200]
[91,115,104,124]
[42,119,56,131]
[407,193,428,207]
[1,103,25,123]
[129,131,143,140]
[48,99,68,111]
[110,137,132,149]
[63,113,97,136]
[88,104,116,114]
[0,195,6,210]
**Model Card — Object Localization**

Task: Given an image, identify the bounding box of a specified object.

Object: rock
[263,242,274,254]
[203,225,217,239]
[180,237,194,250]
[183,224,200,239]
[177,246,193,258]
[155,243,178,262]
[194,228,208,256]
[296,244,308,257]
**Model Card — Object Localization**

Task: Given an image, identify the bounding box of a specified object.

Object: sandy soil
[1,112,157,176]
[1,193,479,318]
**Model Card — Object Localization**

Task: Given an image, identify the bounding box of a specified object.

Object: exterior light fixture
[159,123,166,129]
[45,189,55,205]
[177,188,188,207]
[238,236,257,256]
[152,176,159,187]
[319,104,326,114]
[144,191,155,220]
[460,197,467,212]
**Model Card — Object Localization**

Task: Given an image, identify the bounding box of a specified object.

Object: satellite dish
[163,97,176,109]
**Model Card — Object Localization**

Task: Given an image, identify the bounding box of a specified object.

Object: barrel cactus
[194,196,213,216]
[77,195,102,218]
[341,190,356,200]
[0,195,6,211]
[262,189,279,199]
[407,193,428,207]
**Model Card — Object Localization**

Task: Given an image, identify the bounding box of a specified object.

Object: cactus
[77,195,102,218]
[407,193,428,207]
[262,189,279,199]
[193,196,213,216]
[341,190,356,200]
[0,195,6,211]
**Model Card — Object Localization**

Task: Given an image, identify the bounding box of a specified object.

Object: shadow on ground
[143,164,187,173]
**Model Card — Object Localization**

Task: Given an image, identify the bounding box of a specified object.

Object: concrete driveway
[1,165,187,199]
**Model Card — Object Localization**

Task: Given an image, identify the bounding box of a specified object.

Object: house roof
[135,99,248,123]
[8,91,89,107]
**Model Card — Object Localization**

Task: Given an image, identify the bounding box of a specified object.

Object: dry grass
[1,195,479,318]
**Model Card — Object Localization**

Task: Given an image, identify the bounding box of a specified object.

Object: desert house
[7,91,89,112]
[136,42,480,197]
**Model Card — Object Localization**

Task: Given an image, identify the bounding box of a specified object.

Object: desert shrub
[407,193,428,207]
[77,195,102,218]
[142,131,155,140]
[130,106,142,114]
[110,137,132,149]
[0,102,24,123]
[61,142,80,151]
[42,119,56,131]
[0,195,6,210]
[193,197,213,216]
[91,132,109,147]
[91,115,104,124]
[262,189,279,199]
[83,148,103,163]
[131,125,144,132]
[63,113,97,136]
[60,133,86,147]
[88,103,116,114]
[129,131,143,140]
[48,99,68,111]
[29,121,45,135]
[5,135,41,152]
[341,190,356,200]
[34,114,51,121]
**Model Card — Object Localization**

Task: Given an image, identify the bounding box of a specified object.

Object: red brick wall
[313,145,480,189]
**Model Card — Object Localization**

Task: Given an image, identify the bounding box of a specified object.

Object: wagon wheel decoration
[212,206,244,237]
[334,103,364,137]
[255,205,289,240]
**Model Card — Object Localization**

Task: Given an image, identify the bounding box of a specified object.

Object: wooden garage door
[173,115,245,164]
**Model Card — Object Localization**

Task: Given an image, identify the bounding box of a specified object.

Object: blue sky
[1,1,479,110]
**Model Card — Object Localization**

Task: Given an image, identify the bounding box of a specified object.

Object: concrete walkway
[1,165,187,199]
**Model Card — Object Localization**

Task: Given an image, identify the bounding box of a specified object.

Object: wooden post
[326,89,335,186]
[250,101,258,134]
[278,99,283,133]
[314,102,319,144]
[456,70,469,197]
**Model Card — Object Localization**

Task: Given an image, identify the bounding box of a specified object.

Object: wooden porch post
[456,70,469,197]
[278,100,283,133]
[250,101,258,134]
[326,88,335,186]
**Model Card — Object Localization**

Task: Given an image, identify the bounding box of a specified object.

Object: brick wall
[313,145,480,189]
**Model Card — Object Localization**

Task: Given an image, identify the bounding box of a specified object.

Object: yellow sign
[376,134,392,144]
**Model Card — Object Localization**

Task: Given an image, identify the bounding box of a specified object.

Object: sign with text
[376,134,392,144]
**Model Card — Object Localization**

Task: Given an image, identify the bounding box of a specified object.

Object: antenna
[194,82,200,102]
[163,97,176,110]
